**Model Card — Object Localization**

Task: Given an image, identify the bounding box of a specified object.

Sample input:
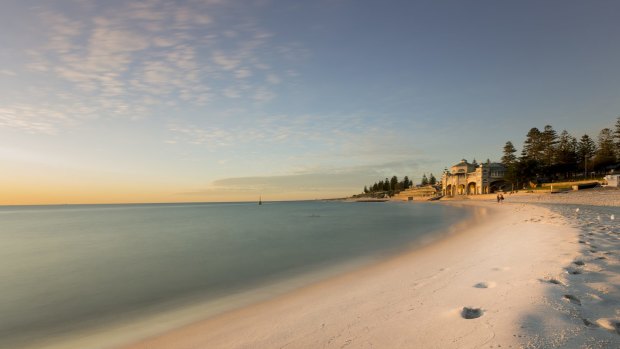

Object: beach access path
[124,197,620,348]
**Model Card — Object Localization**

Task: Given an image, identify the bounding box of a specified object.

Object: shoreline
[122,200,606,348]
[18,202,476,349]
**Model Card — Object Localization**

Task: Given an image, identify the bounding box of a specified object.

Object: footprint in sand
[582,318,599,328]
[595,318,620,334]
[461,307,483,319]
[573,260,585,266]
[566,267,582,275]
[542,277,565,286]
[563,294,581,305]
[473,281,497,289]
[492,266,511,272]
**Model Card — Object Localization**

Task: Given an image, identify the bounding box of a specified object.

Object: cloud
[179,159,434,199]
[212,51,240,71]
[252,87,276,102]
[0,69,16,76]
[2,1,302,134]
[165,112,431,176]
[167,124,235,146]
[0,105,73,134]
[235,68,252,79]
[212,173,357,191]
[266,74,281,84]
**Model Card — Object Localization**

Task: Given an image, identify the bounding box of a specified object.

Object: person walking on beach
[500,193,504,203]
[497,194,501,203]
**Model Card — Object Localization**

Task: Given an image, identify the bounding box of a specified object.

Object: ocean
[0,201,470,348]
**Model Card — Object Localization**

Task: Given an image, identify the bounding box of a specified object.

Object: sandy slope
[123,201,617,349]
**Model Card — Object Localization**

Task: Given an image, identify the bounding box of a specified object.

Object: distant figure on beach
[497,194,501,203]
[500,193,504,203]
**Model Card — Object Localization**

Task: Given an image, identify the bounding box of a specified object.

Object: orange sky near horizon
[0,169,348,205]
[0,183,343,205]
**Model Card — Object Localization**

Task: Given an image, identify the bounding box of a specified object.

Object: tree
[403,176,410,189]
[541,125,558,167]
[523,127,543,162]
[593,128,616,172]
[578,134,597,174]
[501,141,517,167]
[383,178,390,191]
[363,185,369,194]
[421,173,429,186]
[501,141,518,184]
[555,130,578,178]
[429,173,437,185]
[390,176,399,191]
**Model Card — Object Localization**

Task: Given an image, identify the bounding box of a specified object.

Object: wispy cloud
[179,159,435,199]
[0,105,74,135]
[165,111,429,170]
[1,1,301,134]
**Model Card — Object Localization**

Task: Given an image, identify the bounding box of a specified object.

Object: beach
[465,187,620,207]
[123,191,620,348]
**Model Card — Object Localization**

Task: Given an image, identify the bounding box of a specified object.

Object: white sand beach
[466,187,620,207]
[123,193,620,348]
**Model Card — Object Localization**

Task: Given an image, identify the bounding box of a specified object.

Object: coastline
[15,202,472,349]
[122,198,615,348]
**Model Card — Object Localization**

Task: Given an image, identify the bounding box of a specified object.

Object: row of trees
[501,117,620,184]
[362,173,437,195]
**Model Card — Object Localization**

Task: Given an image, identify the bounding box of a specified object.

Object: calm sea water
[0,201,470,348]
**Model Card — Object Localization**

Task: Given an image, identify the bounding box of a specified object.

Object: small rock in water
[611,214,615,220]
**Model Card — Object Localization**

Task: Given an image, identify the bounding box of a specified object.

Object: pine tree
[593,128,616,171]
[501,141,517,166]
[429,173,437,185]
[403,176,410,189]
[390,176,399,191]
[421,174,429,186]
[383,178,390,191]
[578,134,597,174]
[523,127,543,162]
[555,130,578,178]
[501,141,518,184]
[541,125,558,167]
[363,185,369,194]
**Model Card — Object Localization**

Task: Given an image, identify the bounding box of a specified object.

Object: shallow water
[0,201,470,348]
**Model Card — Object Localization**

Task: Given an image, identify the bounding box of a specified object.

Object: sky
[1,0,620,204]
